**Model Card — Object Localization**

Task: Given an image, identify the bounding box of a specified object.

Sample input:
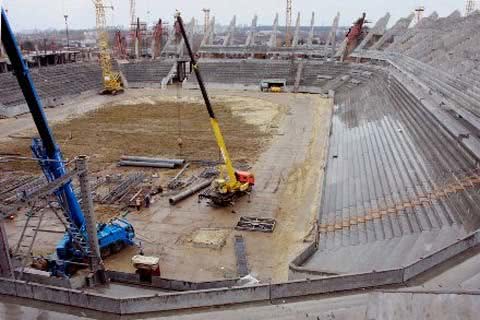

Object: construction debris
[190,228,230,249]
[100,173,144,204]
[235,216,276,233]
[167,163,191,190]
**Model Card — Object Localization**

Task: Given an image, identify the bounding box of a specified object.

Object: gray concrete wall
[0,102,28,117]
[0,228,478,315]
[107,270,239,291]
[119,285,271,314]
[0,90,99,118]
[272,270,404,299]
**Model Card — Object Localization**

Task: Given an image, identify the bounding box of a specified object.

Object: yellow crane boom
[93,0,123,94]
[175,13,255,206]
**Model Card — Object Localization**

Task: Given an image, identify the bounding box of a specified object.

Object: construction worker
[135,197,142,211]
[144,194,151,208]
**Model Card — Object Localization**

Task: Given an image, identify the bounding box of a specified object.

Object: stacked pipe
[119,156,185,169]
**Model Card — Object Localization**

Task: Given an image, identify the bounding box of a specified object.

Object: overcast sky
[3,0,464,31]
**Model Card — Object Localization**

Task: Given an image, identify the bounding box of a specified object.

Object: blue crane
[1,8,135,276]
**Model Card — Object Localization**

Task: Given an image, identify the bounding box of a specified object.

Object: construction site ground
[0,88,332,283]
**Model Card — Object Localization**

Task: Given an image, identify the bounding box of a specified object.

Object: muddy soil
[0,94,282,173]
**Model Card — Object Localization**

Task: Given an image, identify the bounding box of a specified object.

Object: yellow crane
[93,0,123,94]
[176,13,255,206]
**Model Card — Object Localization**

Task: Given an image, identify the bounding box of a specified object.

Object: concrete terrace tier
[0,62,103,117]
[184,59,380,94]
[118,59,176,88]
[291,55,480,278]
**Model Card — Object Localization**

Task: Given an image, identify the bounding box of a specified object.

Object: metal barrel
[119,160,176,169]
[121,156,185,166]
[169,179,213,205]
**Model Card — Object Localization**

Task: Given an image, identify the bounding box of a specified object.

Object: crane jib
[0,7,85,228]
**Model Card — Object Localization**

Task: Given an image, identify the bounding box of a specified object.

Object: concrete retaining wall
[403,232,480,281]
[288,242,320,280]
[0,230,478,314]
[183,81,264,92]
[107,270,239,291]
[0,102,28,117]
[273,269,404,299]
[127,82,162,89]
[119,285,270,314]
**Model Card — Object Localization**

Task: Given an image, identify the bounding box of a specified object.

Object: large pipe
[119,160,175,169]
[169,179,213,205]
[121,155,185,165]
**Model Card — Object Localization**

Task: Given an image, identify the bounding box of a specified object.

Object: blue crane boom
[1,8,84,228]
[1,7,135,276]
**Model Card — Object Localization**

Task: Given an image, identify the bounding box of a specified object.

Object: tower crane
[92,0,123,94]
[129,0,136,26]
[176,13,255,207]
[202,8,211,34]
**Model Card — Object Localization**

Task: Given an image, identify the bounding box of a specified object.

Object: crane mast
[129,0,136,26]
[93,0,123,94]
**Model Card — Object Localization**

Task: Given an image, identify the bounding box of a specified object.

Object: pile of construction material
[98,173,145,205]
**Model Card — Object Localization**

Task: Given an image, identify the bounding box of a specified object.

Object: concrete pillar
[307,12,315,46]
[208,16,215,45]
[292,12,301,47]
[245,15,257,47]
[0,221,14,278]
[178,18,195,57]
[268,13,279,48]
[161,25,176,55]
[357,13,391,51]
[223,15,236,46]
[75,156,106,284]
[201,16,215,47]
[370,13,415,50]
[326,12,340,58]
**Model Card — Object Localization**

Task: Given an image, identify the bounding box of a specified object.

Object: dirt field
[0,93,283,173]
[2,89,332,283]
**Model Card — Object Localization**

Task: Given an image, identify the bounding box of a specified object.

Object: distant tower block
[202,8,210,34]
[414,6,425,24]
[465,0,477,15]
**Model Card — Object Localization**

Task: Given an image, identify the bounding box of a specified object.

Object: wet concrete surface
[301,74,480,275]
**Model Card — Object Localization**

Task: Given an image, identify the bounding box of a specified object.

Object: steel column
[75,156,106,284]
[0,221,14,278]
